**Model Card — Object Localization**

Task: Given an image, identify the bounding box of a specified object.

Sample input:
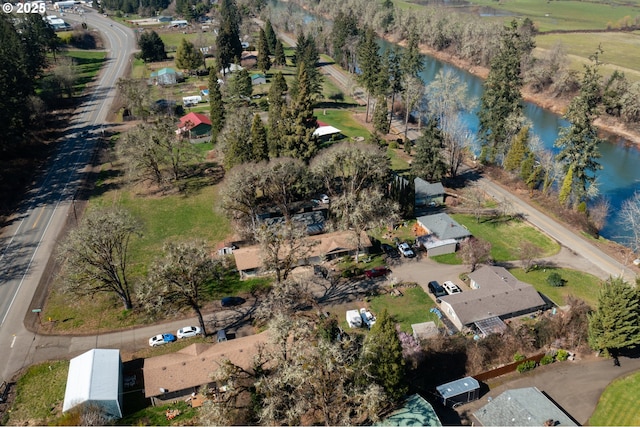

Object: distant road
[0,9,136,383]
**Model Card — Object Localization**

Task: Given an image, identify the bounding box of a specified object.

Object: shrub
[388,141,398,149]
[540,354,554,365]
[547,272,564,287]
[513,352,526,362]
[556,349,570,361]
[516,360,537,373]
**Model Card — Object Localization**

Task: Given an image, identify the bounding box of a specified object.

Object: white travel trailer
[182,95,202,107]
[346,310,362,328]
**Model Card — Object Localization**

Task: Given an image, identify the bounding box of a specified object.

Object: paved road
[0,9,136,383]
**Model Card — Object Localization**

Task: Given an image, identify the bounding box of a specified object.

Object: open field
[589,371,640,426]
[368,286,440,333]
[63,50,108,93]
[450,214,561,262]
[510,267,602,307]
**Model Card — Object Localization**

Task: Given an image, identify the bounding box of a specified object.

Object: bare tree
[255,221,315,283]
[219,163,263,236]
[459,237,492,272]
[518,240,543,272]
[619,191,640,255]
[259,157,310,220]
[254,277,317,324]
[136,240,222,335]
[57,207,142,310]
[461,187,488,223]
[588,196,611,238]
[116,78,152,122]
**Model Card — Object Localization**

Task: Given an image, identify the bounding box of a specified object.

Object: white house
[62,349,123,419]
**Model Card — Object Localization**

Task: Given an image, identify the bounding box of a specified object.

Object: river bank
[393,34,640,145]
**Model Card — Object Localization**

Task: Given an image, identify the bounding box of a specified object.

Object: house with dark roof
[377,394,442,426]
[232,230,372,278]
[177,112,212,138]
[415,178,445,210]
[259,210,327,235]
[143,332,270,406]
[439,265,547,332]
[473,387,577,426]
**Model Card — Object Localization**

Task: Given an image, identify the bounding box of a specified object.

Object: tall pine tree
[411,117,447,182]
[216,0,242,76]
[250,113,269,162]
[357,26,381,122]
[208,72,225,144]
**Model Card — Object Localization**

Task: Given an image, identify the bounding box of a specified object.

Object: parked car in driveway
[365,266,390,278]
[221,296,245,307]
[149,333,176,347]
[397,242,416,258]
[428,281,447,299]
[177,326,202,339]
[442,280,462,295]
[381,243,400,258]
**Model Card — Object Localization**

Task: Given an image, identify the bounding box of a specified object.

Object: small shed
[150,67,179,85]
[436,376,480,407]
[251,73,266,85]
[62,349,123,419]
[157,15,172,22]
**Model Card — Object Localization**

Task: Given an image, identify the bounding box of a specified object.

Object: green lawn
[369,286,440,333]
[451,214,561,262]
[63,50,108,93]
[7,361,69,426]
[510,267,602,307]
[589,371,640,426]
[314,108,370,140]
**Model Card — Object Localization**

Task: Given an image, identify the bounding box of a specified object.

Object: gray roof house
[439,265,547,332]
[473,387,577,426]
[415,178,445,210]
[377,394,442,426]
[417,213,472,242]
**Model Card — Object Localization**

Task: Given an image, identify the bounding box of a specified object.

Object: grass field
[510,266,602,307]
[589,371,640,426]
[535,32,640,82]
[467,0,640,32]
[7,361,69,426]
[63,50,108,93]
[368,286,440,333]
[314,108,370,140]
[450,214,561,262]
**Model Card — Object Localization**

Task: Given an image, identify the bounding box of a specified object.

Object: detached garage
[62,349,123,419]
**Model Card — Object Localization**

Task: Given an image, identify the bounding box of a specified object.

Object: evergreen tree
[216,0,242,76]
[221,106,253,169]
[175,38,204,72]
[291,32,322,100]
[282,63,318,162]
[257,28,271,73]
[331,10,359,71]
[360,310,407,401]
[387,47,404,131]
[208,72,225,144]
[477,20,533,164]
[268,72,288,157]
[17,14,57,78]
[588,277,640,357]
[411,117,447,182]
[357,26,382,122]
[138,30,166,62]
[504,126,529,172]
[250,114,269,161]
[400,28,423,140]
[229,68,252,99]
[273,39,286,67]
[558,165,574,206]
[373,94,390,135]
[264,19,277,52]
[555,49,603,207]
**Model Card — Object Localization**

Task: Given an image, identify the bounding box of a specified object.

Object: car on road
[381,243,400,258]
[320,194,330,204]
[149,333,176,347]
[365,266,391,278]
[397,242,416,258]
[177,326,202,339]
[221,296,246,307]
[442,280,462,295]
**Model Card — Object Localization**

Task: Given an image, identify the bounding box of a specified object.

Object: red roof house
[177,112,212,137]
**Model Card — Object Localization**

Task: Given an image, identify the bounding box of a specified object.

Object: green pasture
[63,50,107,93]
[535,32,640,81]
[589,371,640,426]
[510,267,601,307]
[450,214,561,262]
[314,108,370,140]
[467,0,640,31]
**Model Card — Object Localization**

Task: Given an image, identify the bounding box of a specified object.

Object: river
[270,0,640,247]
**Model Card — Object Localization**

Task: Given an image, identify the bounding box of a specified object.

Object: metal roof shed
[63,349,123,419]
[436,376,480,407]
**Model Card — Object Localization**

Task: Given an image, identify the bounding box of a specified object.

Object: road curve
[0,9,136,383]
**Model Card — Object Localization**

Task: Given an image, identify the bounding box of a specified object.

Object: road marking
[10,335,16,348]
[32,207,45,229]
